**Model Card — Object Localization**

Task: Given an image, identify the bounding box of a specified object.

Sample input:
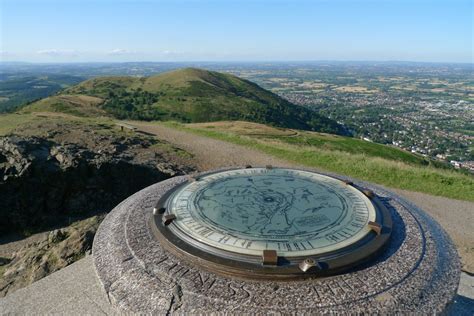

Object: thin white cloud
[161,50,184,56]
[108,48,137,55]
[36,49,78,57]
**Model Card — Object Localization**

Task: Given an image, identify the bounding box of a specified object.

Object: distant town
[222,63,473,173]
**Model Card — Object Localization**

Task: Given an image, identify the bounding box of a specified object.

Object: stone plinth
[92,168,460,314]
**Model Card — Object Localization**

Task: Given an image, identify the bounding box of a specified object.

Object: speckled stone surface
[92,167,461,314]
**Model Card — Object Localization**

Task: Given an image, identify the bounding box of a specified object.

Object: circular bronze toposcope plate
[151,167,392,280]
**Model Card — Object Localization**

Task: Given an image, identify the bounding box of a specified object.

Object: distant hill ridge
[22,68,348,135]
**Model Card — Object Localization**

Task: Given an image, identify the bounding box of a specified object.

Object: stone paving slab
[0,255,116,315]
[449,272,474,315]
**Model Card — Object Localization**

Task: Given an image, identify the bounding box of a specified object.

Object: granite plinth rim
[92,167,460,314]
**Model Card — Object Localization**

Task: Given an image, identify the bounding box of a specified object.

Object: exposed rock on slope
[0,118,196,295]
[0,135,183,235]
[0,120,194,235]
[0,216,102,297]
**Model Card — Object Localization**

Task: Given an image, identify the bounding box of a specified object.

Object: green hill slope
[23,68,347,135]
[164,121,473,201]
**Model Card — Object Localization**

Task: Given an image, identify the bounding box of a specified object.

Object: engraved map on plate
[168,168,376,256]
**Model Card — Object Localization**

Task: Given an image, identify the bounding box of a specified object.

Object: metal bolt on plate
[299,258,319,272]
[163,214,177,226]
[153,207,166,215]
[368,221,383,235]
[262,250,278,266]
[363,189,375,199]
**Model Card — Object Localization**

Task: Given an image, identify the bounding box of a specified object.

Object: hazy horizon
[1,0,472,64]
[1,60,473,66]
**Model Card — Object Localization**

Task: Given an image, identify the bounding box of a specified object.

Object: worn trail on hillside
[129,121,474,274]
[129,121,297,170]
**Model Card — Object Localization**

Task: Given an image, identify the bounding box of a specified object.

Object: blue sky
[1,0,472,63]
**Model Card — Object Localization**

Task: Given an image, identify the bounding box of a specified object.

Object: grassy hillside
[166,121,473,201]
[24,68,347,135]
[21,94,106,117]
[188,121,445,167]
[0,113,37,135]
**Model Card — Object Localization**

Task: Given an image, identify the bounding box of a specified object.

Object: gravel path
[131,121,474,275]
[393,189,474,274]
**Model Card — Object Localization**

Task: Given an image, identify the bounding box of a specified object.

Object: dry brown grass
[21,94,106,117]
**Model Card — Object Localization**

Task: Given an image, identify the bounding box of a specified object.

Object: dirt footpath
[393,189,474,274]
[130,121,474,275]
[129,122,295,170]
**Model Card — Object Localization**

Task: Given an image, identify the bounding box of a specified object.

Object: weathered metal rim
[150,167,393,280]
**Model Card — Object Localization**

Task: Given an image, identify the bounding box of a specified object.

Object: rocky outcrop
[0,216,103,297]
[0,131,193,235]
[0,122,196,296]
